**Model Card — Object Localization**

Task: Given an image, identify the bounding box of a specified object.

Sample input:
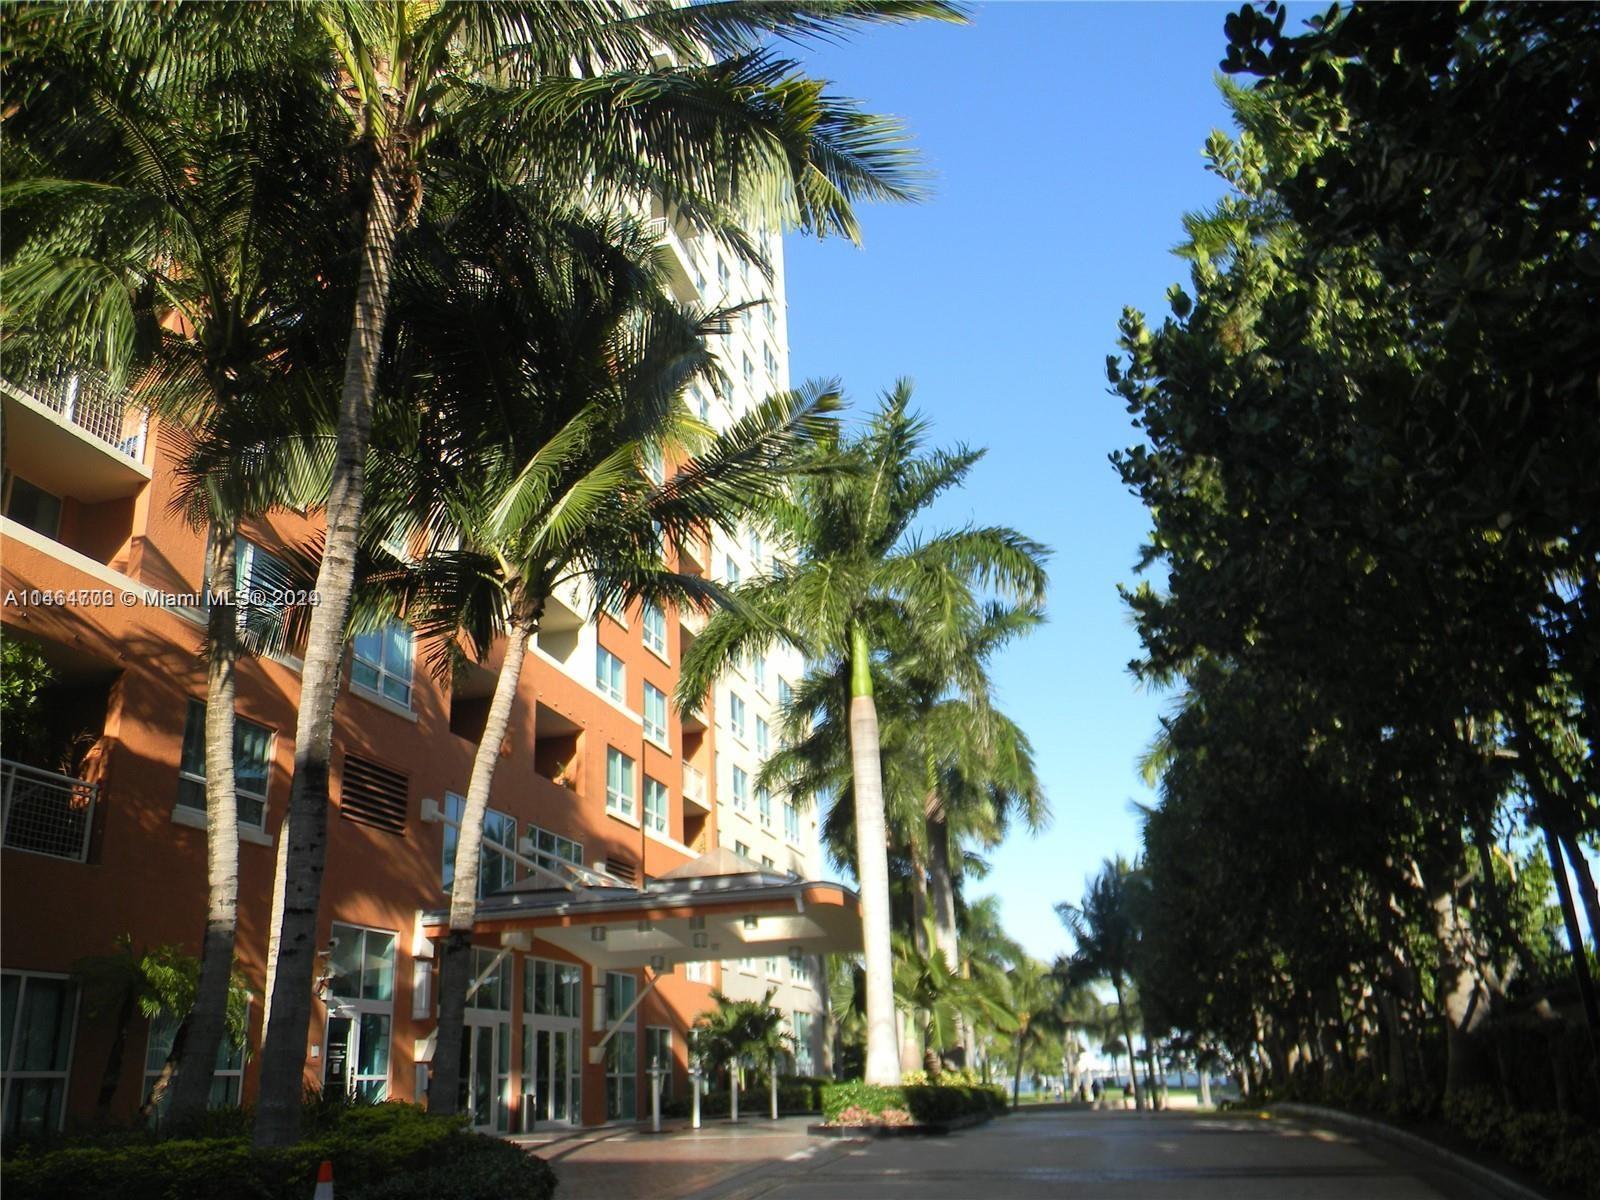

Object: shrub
[819,1082,1006,1126]
[0,1103,556,1200]
[1443,1087,1600,1200]
[661,1080,822,1119]
[346,1137,556,1200]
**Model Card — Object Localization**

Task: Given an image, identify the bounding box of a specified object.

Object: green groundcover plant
[1,1103,555,1200]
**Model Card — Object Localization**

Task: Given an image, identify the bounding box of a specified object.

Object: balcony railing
[2,366,148,462]
[682,762,709,812]
[2,759,96,862]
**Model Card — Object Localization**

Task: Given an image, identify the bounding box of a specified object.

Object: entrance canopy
[420,848,862,971]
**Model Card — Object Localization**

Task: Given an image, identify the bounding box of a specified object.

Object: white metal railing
[2,759,96,862]
[682,763,708,808]
[2,366,148,462]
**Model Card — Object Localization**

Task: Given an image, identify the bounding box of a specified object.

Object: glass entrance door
[521,1021,581,1130]
[458,1017,510,1131]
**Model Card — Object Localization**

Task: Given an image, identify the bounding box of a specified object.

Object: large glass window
[467,948,510,1012]
[595,646,625,704]
[176,700,272,829]
[529,824,583,869]
[327,923,395,1003]
[606,748,636,820]
[352,620,414,708]
[723,555,740,586]
[757,786,772,828]
[731,765,749,812]
[525,960,582,1018]
[784,801,801,845]
[753,655,767,695]
[1,973,77,1136]
[729,692,747,741]
[324,924,395,1102]
[755,717,770,758]
[777,677,793,708]
[643,683,669,749]
[4,476,62,538]
[642,603,668,658]
[233,537,292,641]
[604,972,638,1120]
[441,794,516,897]
[643,776,669,835]
[144,1011,244,1116]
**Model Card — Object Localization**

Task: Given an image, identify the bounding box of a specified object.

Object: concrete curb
[1269,1102,1551,1200]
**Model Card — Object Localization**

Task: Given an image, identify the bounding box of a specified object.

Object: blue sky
[781,2,1240,962]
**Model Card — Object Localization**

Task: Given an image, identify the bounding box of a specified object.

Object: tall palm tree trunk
[1011,1030,1025,1108]
[168,521,241,1124]
[256,150,400,1148]
[848,624,899,1086]
[1558,827,1600,954]
[431,621,533,1115]
[1112,978,1143,1111]
[926,815,965,1064]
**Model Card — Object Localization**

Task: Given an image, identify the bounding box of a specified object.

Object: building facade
[0,211,830,1136]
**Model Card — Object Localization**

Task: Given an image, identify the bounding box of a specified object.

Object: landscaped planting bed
[814,1081,1008,1135]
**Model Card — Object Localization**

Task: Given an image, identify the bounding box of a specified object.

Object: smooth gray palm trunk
[167,522,241,1124]
[926,816,965,1063]
[255,155,398,1148]
[431,625,532,1115]
[849,689,900,1086]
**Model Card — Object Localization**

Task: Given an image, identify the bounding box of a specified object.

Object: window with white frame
[605,972,639,1120]
[352,620,414,708]
[442,793,516,897]
[645,1027,673,1100]
[177,700,272,829]
[792,1011,815,1075]
[643,683,669,749]
[748,528,763,567]
[734,840,751,859]
[742,353,755,390]
[753,655,767,695]
[466,947,510,1011]
[1,972,78,1136]
[643,776,669,835]
[529,824,583,869]
[784,801,801,844]
[731,765,749,813]
[729,692,747,741]
[716,255,730,293]
[144,1010,244,1117]
[642,603,668,658]
[595,646,625,705]
[763,344,778,379]
[777,676,793,707]
[723,554,740,585]
[761,855,775,869]
[325,923,396,1101]
[765,954,780,977]
[790,953,810,984]
[526,958,582,1017]
[684,960,710,983]
[606,748,636,820]
[232,536,293,641]
[755,717,770,759]
[643,444,665,486]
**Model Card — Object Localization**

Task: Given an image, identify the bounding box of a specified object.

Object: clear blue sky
[781,2,1239,962]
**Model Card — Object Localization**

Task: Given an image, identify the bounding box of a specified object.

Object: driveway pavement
[535,1110,1523,1200]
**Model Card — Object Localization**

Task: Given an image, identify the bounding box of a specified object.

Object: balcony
[2,367,151,503]
[644,210,701,306]
[682,762,710,814]
[2,759,96,863]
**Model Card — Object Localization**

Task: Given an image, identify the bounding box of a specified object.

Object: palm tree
[691,989,794,1123]
[2,18,346,1123]
[893,915,1014,1075]
[683,385,1048,1084]
[1058,857,1148,1109]
[1002,957,1062,1108]
[358,177,840,1114]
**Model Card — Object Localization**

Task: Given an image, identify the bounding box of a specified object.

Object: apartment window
[4,476,62,538]
[643,444,665,486]
[765,955,780,978]
[1,972,78,1136]
[642,603,668,658]
[723,555,740,586]
[605,972,638,1120]
[716,255,730,293]
[790,954,810,984]
[792,1011,815,1076]
[729,692,747,741]
[740,308,753,337]
[595,646,625,705]
[526,959,582,1018]
[731,765,749,812]
[442,793,516,897]
[233,536,292,640]
[684,960,711,984]
[643,683,669,749]
[689,383,710,422]
[326,923,396,1101]
[764,298,777,333]
[144,1011,244,1116]
[734,840,751,859]
[755,717,770,759]
[529,824,583,869]
[784,801,801,844]
[757,786,772,828]
[742,353,755,390]
[763,344,779,378]
[753,655,767,695]
[762,855,775,869]
[606,748,636,820]
[643,776,669,835]
[352,620,414,708]
[177,700,271,829]
[777,677,793,707]
[646,1027,673,1101]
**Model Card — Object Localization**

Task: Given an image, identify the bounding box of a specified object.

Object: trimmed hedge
[1,1103,556,1200]
[1443,1087,1600,1200]
[820,1081,1008,1126]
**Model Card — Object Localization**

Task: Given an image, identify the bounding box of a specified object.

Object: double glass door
[522,1020,581,1130]
[458,1016,510,1131]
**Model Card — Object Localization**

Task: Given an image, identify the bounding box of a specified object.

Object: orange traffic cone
[313,1160,334,1199]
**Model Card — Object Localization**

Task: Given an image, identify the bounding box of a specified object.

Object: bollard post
[691,1065,702,1130]
[731,1064,740,1123]
[649,1062,663,1133]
